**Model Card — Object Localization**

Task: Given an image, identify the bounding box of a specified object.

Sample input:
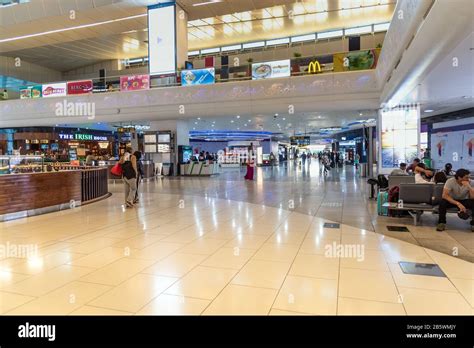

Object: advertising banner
[67,80,93,95]
[333,49,380,72]
[380,107,419,169]
[42,83,67,98]
[431,130,474,170]
[148,3,177,76]
[252,59,291,80]
[19,85,42,99]
[120,75,150,91]
[181,68,215,86]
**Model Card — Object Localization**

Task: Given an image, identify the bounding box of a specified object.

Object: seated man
[406,158,420,174]
[437,168,474,232]
[390,163,408,175]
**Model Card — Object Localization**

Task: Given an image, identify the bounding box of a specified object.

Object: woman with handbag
[119,150,138,208]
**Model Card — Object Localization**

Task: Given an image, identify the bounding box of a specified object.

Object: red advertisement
[67,80,93,95]
[120,75,150,91]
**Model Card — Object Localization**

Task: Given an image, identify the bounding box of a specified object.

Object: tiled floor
[0,163,472,315]
[149,163,474,262]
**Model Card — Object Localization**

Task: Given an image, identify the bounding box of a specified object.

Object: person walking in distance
[119,150,138,208]
[244,143,255,180]
[133,151,144,204]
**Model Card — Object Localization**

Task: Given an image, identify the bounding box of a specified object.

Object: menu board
[69,149,77,161]
[120,75,150,91]
[252,60,291,80]
[144,134,157,143]
[181,68,215,86]
[380,107,419,169]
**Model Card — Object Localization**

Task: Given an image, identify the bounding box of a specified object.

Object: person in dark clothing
[119,150,137,208]
[133,151,144,204]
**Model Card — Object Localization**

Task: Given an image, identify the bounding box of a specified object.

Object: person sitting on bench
[437,168,474,232]
[390,162,408,175]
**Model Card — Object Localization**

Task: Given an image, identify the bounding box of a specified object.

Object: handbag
[110,162,122,176]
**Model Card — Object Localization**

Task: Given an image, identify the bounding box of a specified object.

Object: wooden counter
[0,168,109,221]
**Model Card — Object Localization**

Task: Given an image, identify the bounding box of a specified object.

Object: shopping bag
[110,163,122,176]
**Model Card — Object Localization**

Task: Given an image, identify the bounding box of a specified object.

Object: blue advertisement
[181,68,215,86]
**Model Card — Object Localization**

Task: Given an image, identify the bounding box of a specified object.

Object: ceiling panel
[1,0,395,72]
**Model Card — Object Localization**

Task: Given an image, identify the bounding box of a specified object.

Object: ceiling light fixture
[193,0,222,7]
[1,13,147,43]
[424,109,434,113]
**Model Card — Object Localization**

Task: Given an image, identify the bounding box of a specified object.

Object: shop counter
[180,162,219,176]
[0,168,109,222]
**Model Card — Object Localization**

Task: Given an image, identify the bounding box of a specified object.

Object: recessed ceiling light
[359,113,363,116]
[236,115,240,118]
[193,0,222,7]
[231,120,234,123]
[282,118,286,121]
[197,117,201,120]
[318,116,321,118]
[275,113,279,116]
[424,109,434,113]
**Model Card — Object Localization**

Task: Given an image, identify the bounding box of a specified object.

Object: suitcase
[377,191,389,216]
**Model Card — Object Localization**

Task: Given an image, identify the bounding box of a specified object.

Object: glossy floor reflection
[0,178,472,315]
[144,162,473,262]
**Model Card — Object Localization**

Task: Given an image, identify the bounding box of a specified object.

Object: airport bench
[383,183,458,225]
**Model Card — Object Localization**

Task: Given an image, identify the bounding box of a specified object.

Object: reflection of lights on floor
[0,267,12,280]
[27,255,44,268]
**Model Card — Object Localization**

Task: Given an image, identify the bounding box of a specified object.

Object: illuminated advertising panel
[42,83,67,98]
[181,68,215,86]
[252,60,291,80]
[148,2,176,76]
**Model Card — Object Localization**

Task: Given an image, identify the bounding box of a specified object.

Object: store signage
[19,85,42,99]
[290,136,310,146]
[148,3,177,76]
[59,134,108,141]
[42,83,67,98]
[181,68,215,86]
[252,60,291,80]
[120,75,150,91]
[67,80,93,95]
[308,60,321,74]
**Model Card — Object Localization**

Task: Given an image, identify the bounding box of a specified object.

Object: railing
[81,167,109,203]
[4,48,380,100]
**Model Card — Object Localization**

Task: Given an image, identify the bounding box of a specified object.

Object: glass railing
[2,48,381,101]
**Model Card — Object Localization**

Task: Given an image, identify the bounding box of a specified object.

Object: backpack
[377,174,389,189]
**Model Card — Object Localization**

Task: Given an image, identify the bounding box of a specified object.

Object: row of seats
[386,183,458,225]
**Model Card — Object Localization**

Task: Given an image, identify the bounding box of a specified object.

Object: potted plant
[293,52,303,74]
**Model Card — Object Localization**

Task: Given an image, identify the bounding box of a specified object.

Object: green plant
[246,58,254,63]
[376,43,382,49]
[293,52,302,58]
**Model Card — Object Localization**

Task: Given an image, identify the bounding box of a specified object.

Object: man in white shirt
[390,163,408,176]
[437,169,474,231]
